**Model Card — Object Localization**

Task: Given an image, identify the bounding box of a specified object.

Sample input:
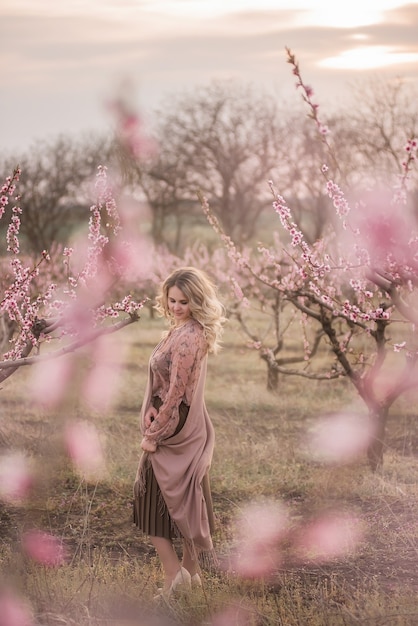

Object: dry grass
[1,315,418,625]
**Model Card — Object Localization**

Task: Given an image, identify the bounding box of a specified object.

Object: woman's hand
[141,437,157,453]
[144,406,158,428]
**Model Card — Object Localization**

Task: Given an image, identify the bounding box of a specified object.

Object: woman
[133,267,226,599]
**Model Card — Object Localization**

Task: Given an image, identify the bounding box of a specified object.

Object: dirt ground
[1,474,417,593]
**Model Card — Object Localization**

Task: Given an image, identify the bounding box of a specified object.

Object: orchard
[0,49,418,626]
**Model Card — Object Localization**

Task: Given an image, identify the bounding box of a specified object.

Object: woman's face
[167,285,191,325]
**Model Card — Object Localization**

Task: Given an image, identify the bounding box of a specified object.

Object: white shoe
[154,566,192,601]
[191,572,202,587]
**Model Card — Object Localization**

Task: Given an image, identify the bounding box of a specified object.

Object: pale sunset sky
[1,0,418,153]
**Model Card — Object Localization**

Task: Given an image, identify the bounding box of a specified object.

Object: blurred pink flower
[61,296,97,340]
[365,366,406,400]
[21,530,67,567]
[105,233,154,281]
[296,512,363,562]
[28,356,73,409]
[0,589,33,626]
[0,453,33,503]
[210,603,255,626]
[306,411,374,464]
[117,194,151,225]
[82,334,126,411]
[349,188,417,274]
[107,79,158,161]
[65,420,105,479]
[229,501,288,578]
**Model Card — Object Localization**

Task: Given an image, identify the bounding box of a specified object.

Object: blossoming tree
[201,49,418,470]
[0,164,147,387]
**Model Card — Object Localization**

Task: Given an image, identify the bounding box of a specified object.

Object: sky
[1,0,418,154]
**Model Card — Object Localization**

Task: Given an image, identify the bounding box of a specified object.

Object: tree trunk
[367,405,389,471]
[267,364,279,391]
[0,315,16,354]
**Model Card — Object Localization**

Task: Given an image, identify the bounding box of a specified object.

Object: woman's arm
[143,325,207,445]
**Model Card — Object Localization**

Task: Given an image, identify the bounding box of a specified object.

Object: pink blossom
[248,341,262,350]
[296,512,363,562]
[230,278,244,301]
[306,411,374,464]
[210,603,255,626]
[326,180,351,218]
[21,530,67,567]
[348,188,417,276]
[6,206,21,254]
[228,501,288,578]
[28,356,73,409]
[0,589,33,626]
[0,453,33,503]
[106,80,158,161]
[105,233,154,281]
[65,420,105,480]
[82,334,126,411]
[366,367,405,399]
[61,295,97,339]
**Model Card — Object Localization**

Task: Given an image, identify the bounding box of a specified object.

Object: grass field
[1,313,418,625]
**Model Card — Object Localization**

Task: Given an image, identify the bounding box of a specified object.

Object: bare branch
[261,347,343,380]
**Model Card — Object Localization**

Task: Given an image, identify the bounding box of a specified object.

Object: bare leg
[150,536,181,589]
[181,540,200,577]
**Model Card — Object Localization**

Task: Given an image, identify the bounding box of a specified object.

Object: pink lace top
[144,318,208,444]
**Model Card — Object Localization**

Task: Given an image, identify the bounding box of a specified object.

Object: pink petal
[306,411,374,463]
[21,530,67,567]
[296,512,363,562]
[210,603,255,626]
[229,501,288,578]
[106,82,158,161]
[109,235,154,280]
[29,357,73,409]
[65,420,105,479]
[0,453,33,503]
[62,297,97,339]
[0,589,33,626]
[347,188,417,271]
[82,334,126,411]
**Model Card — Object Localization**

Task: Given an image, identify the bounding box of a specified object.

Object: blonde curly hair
[155,267,226,354]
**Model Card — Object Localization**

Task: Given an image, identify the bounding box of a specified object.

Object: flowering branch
[0,312,139,374]
[0,166,146,382]
[200,48,418,469]
[285,47,341,178]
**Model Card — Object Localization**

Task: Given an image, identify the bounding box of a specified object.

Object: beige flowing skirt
[133,397,215,540]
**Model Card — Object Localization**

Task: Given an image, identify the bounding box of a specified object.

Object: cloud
[315,5,418,72]
[0,14,153,83]
[1,3,417,153]
[368,3,418,49]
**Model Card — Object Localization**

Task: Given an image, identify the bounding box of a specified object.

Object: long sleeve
[144,321,207,444]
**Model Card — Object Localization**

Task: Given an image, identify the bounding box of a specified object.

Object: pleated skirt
[133,398,215,540]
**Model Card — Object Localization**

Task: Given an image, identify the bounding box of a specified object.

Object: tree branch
[260,343,343,380]
[0,314,139,380]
